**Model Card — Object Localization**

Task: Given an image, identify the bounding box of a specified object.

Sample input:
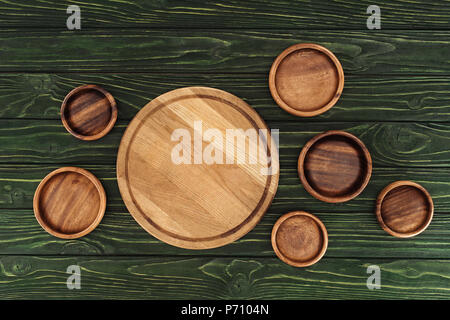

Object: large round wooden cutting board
[117,87,279,249]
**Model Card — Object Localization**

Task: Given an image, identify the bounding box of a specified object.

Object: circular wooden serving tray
[117,87,279,249]
[298,130,372,203]
[376,181,434,238]
[33,167,106,239]
[271,211,328,267]
[269,43,344,117]
[61,84,117,140]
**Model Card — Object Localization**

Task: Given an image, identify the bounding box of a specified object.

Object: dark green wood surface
[1,0,450,30]
[1,74,450,122]
[0,0,449,299]
[1,256,450,299]
[1,29,450,75]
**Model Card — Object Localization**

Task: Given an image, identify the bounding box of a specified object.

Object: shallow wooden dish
[298,130,372,203]
[61,84,117,140]
[117,87,279,249]
[33,167,106,239]
[269,43,344,117]
[271,211,328,267]
[376,181,434,238]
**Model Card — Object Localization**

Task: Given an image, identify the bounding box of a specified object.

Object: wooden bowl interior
[276,215,324,263]
[274,48,340,113]
[272,211,327,267]
[380,184,432,235]
[303,134,370,199]
[63,88,113,137]
[36,170,101,236]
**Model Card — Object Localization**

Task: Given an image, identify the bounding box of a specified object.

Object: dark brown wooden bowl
[269,43,344,117]
[61,84,117,140]
[376,181,434,238]
[298,130,372,203]
[33,167,106,239]
[271,211,328,267]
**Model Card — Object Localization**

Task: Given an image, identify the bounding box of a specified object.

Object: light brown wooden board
[117,87,279,249]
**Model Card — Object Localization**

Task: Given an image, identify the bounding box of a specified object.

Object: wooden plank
[1,207,450,258]
[1,256,449,299]
[1,120,450,167]
[1,1,449,30]
[2,165,449,212]
[0,165,449,258]
[1,29,450,74]
[2,74,450,122]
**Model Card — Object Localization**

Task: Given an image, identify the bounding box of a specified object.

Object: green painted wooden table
[1,0,450,299]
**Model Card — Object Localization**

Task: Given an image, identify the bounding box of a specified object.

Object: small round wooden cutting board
[117,87,279,249]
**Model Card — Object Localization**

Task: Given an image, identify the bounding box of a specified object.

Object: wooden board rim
[269,43,344,117]
[375,180,434,238]
[117,86,279,249]
[60,84,118,141]
[33,167,107,239]
[298,130,372,203]
[271,211,328,267]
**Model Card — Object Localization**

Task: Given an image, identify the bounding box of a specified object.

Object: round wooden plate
[117,87,279,249]
[271,211,328,267]
[61,84,117,140]
[33,167,106,239]
[269,43,344,117]
[376,181,434,238]
[298,130,372,203]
